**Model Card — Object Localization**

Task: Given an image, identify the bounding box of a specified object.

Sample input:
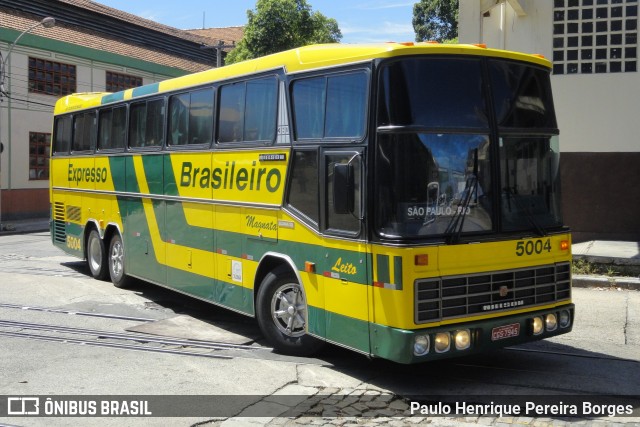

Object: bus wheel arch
[254,255,324,356]
[84,221,109,281]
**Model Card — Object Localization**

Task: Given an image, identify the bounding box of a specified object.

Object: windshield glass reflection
[376,133,493,238]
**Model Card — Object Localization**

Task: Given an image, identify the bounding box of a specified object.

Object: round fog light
[454,330,471,350]
[414,335,430,356]
[559,310,571,328]
[545,313,558,331]
[532,316,544,335]
[434,332,451,353]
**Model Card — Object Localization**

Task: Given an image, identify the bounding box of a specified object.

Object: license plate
[491,323,520,341]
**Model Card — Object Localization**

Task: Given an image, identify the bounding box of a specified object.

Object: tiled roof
[0,1,221,73]
[58,0,212,45]
[186,26,245,51]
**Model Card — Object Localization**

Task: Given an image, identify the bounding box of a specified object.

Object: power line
[2,94,55,109]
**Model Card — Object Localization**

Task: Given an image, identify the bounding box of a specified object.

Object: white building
[460,0,640,242]
[0,0,239,224]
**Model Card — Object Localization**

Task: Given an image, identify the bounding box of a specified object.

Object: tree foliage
[413,0,459,43]
[225,0,342,64]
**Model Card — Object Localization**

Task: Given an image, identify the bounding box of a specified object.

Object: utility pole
[201,40,235,68]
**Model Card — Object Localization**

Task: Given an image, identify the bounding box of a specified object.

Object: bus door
[321,149,371,354]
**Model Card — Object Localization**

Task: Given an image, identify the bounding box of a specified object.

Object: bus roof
[54,42,551,115]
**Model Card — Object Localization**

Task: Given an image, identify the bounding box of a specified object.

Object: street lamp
[0,16,56,231]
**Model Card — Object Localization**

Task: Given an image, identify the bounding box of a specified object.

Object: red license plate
[491,323,520,341]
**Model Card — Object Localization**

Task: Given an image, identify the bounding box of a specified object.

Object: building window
[29,132,51,180]
[28,57,76,96]
[553,0,638,74]
[106,71,143,92]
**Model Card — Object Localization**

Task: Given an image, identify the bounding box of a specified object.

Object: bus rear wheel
[108,233,132,288]
[87,229,109,280]
[256,266,324,356]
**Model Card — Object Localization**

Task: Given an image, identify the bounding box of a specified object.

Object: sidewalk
[572,240,640,290]
[1,219,638,289]
[0,217,50,235]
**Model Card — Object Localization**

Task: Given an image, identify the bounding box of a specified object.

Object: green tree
[413,0,459,43]
[225,0,342,64]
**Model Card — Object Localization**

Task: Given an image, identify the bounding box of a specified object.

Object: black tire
[255,266,324,356]
[108,233,132,288]
[86,229,109,280]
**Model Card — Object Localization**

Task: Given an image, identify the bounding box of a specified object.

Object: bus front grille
[415,263,572,323]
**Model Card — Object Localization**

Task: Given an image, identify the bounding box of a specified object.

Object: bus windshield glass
[376,57,562,240]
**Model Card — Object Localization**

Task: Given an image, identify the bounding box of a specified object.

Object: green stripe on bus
[141,155,164,195]
[109,157,127,191]
[132,83,160,98]
[165,264,252,315]
[393,255,403,290]
[102,92,125,105]
[308,306,370,354]
[376,254,389,284]
[164,155,179,197]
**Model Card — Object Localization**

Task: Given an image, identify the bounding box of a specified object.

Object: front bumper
[370,304,575,364]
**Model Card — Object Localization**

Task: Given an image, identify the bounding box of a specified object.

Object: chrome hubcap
[89,236,102,271]
[271,283,306,337]
[110,240,124,278]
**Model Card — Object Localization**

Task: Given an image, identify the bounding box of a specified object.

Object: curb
[573,254,640,267]
[572,274,640,291]
[0,226,50,237]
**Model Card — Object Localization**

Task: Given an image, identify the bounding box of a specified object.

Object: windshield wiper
[444,148,478,245]
[503,187,547,237]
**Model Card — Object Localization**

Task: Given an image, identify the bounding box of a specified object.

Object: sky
[93,0,417,44]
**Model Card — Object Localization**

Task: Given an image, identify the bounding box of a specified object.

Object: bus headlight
[434,332,451,353]
[545,313,558,331]
[532,316,544,335]
[413,335,430,356]
[454,330,471,350]
[559,310,571,328]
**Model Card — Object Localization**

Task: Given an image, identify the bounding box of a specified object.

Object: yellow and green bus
[50,42,573,363]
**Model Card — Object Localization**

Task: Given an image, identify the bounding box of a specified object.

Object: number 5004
[515,239,551,256]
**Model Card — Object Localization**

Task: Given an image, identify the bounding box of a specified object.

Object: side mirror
[333,163,354,214]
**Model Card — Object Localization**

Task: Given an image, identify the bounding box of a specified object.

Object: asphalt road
[0,232,638,427]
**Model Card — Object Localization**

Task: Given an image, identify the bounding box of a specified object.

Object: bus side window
[218,77,277,144]
[146,99,164,147]
[169,93,189,146]
[245,78,277,142]
[218,83,245,143]
[99,107,126,151]
[292,71,367,141]
[53,116,72,154]
[98,109,112,150]
[129,102,146,148]
[292,77,325,139]
[129,99,164,149]
[112,106,126,149]
[72,112,95,152]
[325,73,367,138]
[169,88,214,147]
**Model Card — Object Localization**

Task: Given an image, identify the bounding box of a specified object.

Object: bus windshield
[375,57,562,240]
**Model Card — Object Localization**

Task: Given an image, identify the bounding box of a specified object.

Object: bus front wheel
[108,233,132,288]
[256,266,324,356]
[87,229,109,280]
